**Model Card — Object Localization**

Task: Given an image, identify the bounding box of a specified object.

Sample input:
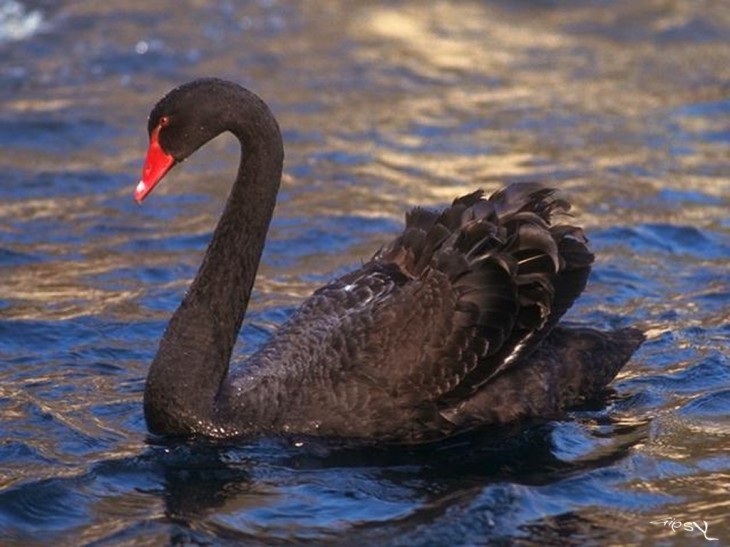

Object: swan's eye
[158,116,171,128]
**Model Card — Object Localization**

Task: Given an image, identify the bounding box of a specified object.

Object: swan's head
[135,78,250,203]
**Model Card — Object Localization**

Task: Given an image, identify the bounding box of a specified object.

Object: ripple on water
[0,1,44,43]
[622,353,730,395]
[593,224,729,260]
[0,248,41,267]
[0,477,91,539]
[0,169,126,200]
[0,117,115,154]
[680,390,730,420]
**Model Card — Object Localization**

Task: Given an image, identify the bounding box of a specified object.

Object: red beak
[135,126,175,203]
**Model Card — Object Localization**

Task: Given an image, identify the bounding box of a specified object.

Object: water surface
[1,0,728,544]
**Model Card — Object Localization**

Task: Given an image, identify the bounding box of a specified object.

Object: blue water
[1,1,729,544]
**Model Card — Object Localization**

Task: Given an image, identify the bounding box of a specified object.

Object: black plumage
[137,79,644,443]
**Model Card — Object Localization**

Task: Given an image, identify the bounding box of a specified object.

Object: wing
[359,183,594,406]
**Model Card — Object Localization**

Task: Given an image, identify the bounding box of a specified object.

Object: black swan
[134,78,644,442]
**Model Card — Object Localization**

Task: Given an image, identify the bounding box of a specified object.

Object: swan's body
[136,79,643,443]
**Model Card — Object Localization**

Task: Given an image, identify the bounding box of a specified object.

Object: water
[1,0,728,544]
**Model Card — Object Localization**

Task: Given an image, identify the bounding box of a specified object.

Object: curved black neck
[144,90,284,435]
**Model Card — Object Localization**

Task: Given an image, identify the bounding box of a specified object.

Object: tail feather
[440,326,645,428]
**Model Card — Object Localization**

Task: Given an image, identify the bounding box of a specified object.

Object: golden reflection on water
[1,0,728,323]
[0,1,725,325]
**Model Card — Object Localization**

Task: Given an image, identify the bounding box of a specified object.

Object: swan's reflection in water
[138,415,649,544]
